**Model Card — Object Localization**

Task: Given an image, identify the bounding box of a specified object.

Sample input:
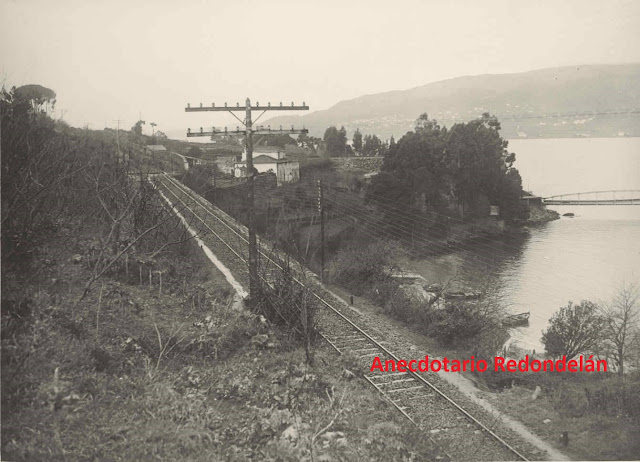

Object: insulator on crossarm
[200,103,203,108]
[280,125,282,130]
[256,102,259,107]
[225,102,228,107]
[291,102,294,106]
[187,128,191,133]
[200,127,203,132]
[237,102,239,107]
[303,101,306,106]
[212,102,215,107]
[187,103,191,108]
[268,102,271,107]
[291,125,294,132]
[268,125,271,131]
[280,102,282,107]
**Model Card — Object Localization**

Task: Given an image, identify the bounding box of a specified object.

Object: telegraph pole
[317,178,325,282]
[244,100,258,295]
[113,119,122,162]
[185,99,309,298]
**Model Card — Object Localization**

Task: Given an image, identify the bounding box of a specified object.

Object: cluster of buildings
[232,146,300,186]
[146,143,300,187]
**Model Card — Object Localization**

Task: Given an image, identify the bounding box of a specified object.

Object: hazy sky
[2,0,639,137]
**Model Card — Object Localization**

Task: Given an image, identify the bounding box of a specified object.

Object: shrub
[382,288,420,323]
[331,241,399,297]
[585,377,640,423]
[424,302,487,347]
[250,257,319,364]
[187,303,263,360]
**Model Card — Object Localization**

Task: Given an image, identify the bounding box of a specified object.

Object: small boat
[562,212,575,217]
[502,312,530,327]
[445,290,481,300]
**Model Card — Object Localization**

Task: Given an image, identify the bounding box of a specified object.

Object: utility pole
[185,99,309,298]
[113,119,122,162]
[150,122,157,136]
[317,178,325,282]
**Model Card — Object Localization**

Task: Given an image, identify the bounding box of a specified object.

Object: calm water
[407,137,640,351]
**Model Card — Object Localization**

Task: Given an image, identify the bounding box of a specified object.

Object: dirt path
[427,352,569,461]
[158,188,247,311]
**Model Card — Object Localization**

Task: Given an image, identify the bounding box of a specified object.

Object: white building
[234,146,299,186]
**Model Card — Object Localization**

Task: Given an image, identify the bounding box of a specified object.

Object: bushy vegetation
[331,242,508,359]
[541,285,640,373]
[368,113,528,221]
[331,241,399,298]
[541,300,603,360]
[250,255,320,364]
[2,85,443,461]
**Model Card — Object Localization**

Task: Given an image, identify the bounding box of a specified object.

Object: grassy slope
[1,224,441,461]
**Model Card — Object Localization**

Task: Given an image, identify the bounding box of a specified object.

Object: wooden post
[246,98,258,299]
[318,178,325,282]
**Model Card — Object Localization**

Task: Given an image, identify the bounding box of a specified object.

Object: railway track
[154,173,538,461]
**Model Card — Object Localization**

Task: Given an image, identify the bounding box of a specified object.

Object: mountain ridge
[264,63,640,139]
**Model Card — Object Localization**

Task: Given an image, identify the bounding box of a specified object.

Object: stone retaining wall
[330,156,383,173]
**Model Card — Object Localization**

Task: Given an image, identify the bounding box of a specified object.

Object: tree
[362,134,383,156]
[352,128,363,155]
[297,132,310,148]
[601,282,640,375]
[377,114,447,210]
[369,112,522,222]
[542,301,603,360]
[495,168,527,220]
[323,126,348,157]
[2,86,78,266]
[367,172,413,208]
[259,133,296,148]
[131,120,145,136]
[444,113,517,216]
[187,146,203,158]
[15,84,56,114]
[378,139,389,158]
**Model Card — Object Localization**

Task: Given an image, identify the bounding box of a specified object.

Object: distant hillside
[265,64,640,140]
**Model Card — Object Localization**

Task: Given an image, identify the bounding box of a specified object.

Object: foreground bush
[331,241,400,299]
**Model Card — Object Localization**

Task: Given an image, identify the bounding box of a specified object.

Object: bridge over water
[543,190,640,205]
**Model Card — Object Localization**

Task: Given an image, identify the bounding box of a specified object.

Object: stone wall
[330,156,383,173]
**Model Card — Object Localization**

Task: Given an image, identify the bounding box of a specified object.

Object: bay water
[406,137,640,351]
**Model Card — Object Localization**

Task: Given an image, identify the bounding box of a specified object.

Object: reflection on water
[408,206,640,351]
[406,137,640,351]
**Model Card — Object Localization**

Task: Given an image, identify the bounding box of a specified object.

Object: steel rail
[158,174,529,461]
[156,179,312,335]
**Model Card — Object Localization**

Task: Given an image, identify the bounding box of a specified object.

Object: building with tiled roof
[234,147,299,186]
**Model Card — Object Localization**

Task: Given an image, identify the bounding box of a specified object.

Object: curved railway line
[154,173,542,461]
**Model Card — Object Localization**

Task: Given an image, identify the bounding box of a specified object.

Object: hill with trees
[265,64,640,139]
